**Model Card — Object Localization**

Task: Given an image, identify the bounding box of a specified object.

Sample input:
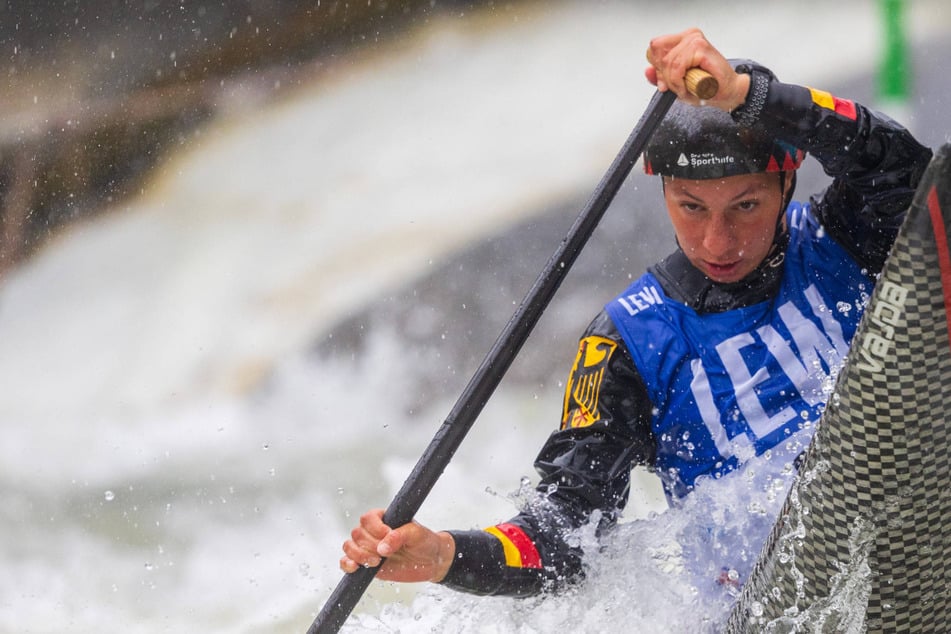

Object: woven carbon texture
[727,145,951,633]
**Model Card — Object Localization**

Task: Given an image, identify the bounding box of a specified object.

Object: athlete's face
[663,172,791,284]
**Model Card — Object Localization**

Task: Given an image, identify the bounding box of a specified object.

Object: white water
[1,1,948,632]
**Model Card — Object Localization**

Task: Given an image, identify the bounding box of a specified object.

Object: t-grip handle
[646,46,719,100]
[685,68,718,100]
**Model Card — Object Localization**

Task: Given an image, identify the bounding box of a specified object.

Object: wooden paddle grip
[646,47,719,100]
[685,68,718,100]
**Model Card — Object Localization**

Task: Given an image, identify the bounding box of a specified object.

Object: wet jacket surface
[439,72,933,597]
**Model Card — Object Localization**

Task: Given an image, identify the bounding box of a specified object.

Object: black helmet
[643,100,804,179]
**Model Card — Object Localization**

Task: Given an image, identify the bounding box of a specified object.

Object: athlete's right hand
[340,509,456,583]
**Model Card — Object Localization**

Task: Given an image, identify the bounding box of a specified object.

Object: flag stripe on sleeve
[485,523,542,569]
[809,87,857,120]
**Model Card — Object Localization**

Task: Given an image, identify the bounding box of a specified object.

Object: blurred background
[0,1,948,632]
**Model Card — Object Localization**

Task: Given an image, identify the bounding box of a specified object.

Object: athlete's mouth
[704,260,742,279]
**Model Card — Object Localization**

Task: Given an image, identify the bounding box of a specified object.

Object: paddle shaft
[309,72,715,634]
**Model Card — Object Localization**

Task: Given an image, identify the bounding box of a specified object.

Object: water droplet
[104,490,115,502]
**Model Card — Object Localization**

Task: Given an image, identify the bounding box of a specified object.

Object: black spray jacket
[439,69,932,597]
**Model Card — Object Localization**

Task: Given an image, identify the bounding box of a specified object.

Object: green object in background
[879,0,909,102]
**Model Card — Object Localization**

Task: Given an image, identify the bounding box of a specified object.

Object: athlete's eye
[736,200,759,212]
[680,202,703,213]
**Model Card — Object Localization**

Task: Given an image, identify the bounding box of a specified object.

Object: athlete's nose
[703,212,736,260]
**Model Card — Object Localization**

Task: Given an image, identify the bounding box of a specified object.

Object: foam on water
[341,436,832,633]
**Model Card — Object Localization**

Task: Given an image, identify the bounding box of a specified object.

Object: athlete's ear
[783,170,795,192]
[780,170,797,210]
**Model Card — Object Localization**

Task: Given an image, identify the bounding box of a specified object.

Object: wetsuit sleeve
[740,62,932,273]
[440,311,655,596]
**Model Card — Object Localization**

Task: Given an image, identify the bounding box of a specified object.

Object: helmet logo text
[685,152,736,168]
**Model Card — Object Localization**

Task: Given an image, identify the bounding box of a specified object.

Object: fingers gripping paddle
[307,69,716,634]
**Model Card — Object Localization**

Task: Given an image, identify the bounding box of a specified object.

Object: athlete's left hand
[645,27,750,112]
